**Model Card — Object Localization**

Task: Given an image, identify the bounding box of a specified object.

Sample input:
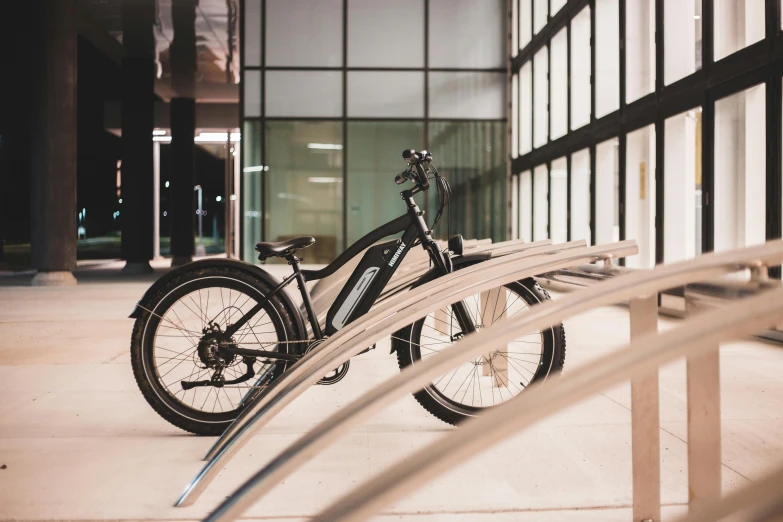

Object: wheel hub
[197,323,237,369]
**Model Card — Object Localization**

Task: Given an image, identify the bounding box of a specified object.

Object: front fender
[128,258,308,341]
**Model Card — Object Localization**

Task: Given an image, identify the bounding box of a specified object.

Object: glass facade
[240,0,506,263]
[509,0,782,272]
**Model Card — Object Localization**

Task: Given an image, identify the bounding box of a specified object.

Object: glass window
[348,0,424,67]
[429,121,507,241]
[571,148,591,245]
[533,164,549,240]
[429,0,505,69]
[571,6,591,130]
[265,71,342,117]
[265,121,343,263]
[243,0,261,67]
[664,108,702,262]
[347,71,425,118]
[244,70,262,117]
[595,0,620,118]
[664,0,701,85]
[242,121,263,262]
[625,125,656,268]
[550,157,568,243]
[511,74,519,158]
[428,72,505,119]
[533,47,548,147]
[347,122,424,246]
[266,0,343,67]
[520,61,533,154]
[714,85,766,252]
[520,170,532,241]
[520,0,532,49]
[534,0,548,34]
[625,0,655,103]
[595,138,619,244]
[551,0,567,15]
[714,0,765,61]
[511,174,519,239]
[550,28,568,140]
[512,0,519,57]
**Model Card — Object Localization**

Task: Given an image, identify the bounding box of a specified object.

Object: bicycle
[129,149,567,435]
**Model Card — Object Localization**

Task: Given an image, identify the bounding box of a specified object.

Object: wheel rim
[143,276,288,419]
[407,284,549,411]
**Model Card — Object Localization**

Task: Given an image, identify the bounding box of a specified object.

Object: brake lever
[394,169,411,185]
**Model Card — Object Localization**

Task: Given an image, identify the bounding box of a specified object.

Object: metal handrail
[203,239,583,461]
[174,240,634,507]
[200,241,783,521]
[306,277,783,522]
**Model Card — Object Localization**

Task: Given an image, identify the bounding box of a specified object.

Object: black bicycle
[129,150,566,435]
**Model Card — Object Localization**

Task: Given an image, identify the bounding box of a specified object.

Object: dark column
[120,0,156,274]
[29,0,78,285]
[169,0,199,266]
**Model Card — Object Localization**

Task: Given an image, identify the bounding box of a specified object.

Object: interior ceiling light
[153,136,172,142]
[307,143,343,150]
[152,129,167,136]
[308,177,341,183]
[243,165,266,173]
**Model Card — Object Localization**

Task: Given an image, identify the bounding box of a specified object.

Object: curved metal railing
[202,241,783,522]
[174,240,635,507]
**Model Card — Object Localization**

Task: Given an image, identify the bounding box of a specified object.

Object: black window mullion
[566,15,572,241]
[589,143,596,246]
[766,69,783,279]
[341,0,348,252]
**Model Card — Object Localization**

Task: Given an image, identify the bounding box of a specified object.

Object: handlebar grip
[402,149,415,160]
[394,171,408,185]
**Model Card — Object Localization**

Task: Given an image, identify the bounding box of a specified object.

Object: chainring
[305,339,350,385]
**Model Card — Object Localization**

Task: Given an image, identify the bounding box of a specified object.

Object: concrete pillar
[120,0,156,274]
[29,0,78,286]
[169,0,199,266]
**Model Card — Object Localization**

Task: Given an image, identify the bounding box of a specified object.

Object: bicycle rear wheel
[130,266,301,435]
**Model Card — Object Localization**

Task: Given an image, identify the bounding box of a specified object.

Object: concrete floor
[1,262,782,521]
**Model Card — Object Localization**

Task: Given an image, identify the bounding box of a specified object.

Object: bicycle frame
[217,188,473,361]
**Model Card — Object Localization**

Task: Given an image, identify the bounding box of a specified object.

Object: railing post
[685,295,722,510]
[630,293,661,522]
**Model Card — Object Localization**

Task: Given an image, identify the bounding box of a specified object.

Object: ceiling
[78,0,239,102]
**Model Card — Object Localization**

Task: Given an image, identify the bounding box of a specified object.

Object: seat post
[286,253,323,340]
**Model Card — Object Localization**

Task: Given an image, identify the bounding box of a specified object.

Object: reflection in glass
[520,0,532,49]
[429,121,506,241]
[347,0,424,67]
[511,74,519,158]
[520,170,532,242]
[571,6,591,130]
[595,0,620,118]
[429,0,505,69]
[595,138,619,244]
[626,0,655,103]
[533,47,548,147]
[714,85,766,252]
[714,0,764,62]
[266,0,342,67]
[242,121,263,263]
[520,62,533,154]
[428,72,506,119]
[533,164,549,240]
[347,122,424,246]
[534,0,548,34]
[550,157,567,243]
[244,0,262,67]
[664,0,701,85]
[571,149,591,245]
[664,108,701,262]
[265,121,343,264]
[625,125,656,268]
[550,28,568,140]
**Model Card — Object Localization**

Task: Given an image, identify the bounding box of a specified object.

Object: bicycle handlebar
[396,149,431,190]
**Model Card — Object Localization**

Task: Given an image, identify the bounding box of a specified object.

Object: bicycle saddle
[255,236,315,260]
